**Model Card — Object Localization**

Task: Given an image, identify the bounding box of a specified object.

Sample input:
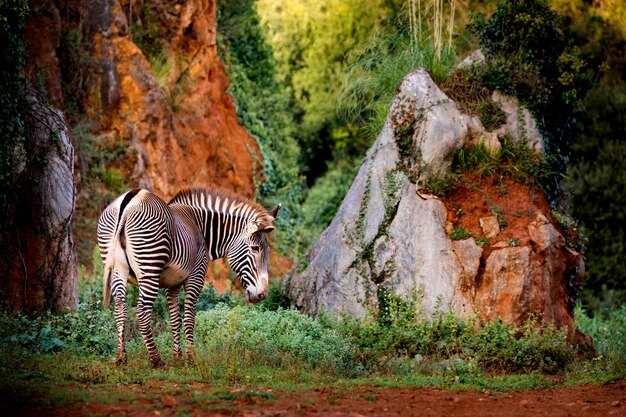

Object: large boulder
[286,67,583,332]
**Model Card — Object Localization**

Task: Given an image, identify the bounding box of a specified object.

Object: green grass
[0,286,624,410]
[423,136,553,197]
[339,28,458,140]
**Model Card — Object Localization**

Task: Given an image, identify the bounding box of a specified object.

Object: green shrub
[468,0,598,195]
[0,300,116,356]
[259,280,291,311]
[217,0,305,254]
[324,292,576,375]
[194,305,355,379]
[575,304,626,378]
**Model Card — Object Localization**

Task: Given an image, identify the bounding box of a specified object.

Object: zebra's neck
[168,188,264,261]
[185,205,249,261]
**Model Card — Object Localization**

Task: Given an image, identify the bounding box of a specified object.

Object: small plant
[450,227,475,240]
[441,69,506,131]
[476,236,491,247]
[391,100,426,182]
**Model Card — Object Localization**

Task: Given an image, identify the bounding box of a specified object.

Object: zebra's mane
[169,187,265,218]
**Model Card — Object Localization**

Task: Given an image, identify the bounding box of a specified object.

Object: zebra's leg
[108,259,130,365]
[166,285,183,360]
[135,278,165,368]
[182,274,205,363]
[112,275,128,365]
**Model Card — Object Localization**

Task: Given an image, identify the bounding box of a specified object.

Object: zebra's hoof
[151,358,167,369]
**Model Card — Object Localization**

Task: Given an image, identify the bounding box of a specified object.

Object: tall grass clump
[194,305,355,381]
[339,1,459,139]
[574,304,626,380]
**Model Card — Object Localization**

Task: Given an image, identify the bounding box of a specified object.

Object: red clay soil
[8,380,625,417]
[441,171,564,260]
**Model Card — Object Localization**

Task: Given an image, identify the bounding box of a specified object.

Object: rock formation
[85,0,261,198]
[0,92,77,312]
[23,0,280,290]
[286,67,584,333]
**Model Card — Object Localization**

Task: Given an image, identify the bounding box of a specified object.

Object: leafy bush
[194,305,355,379]
[217,0,305,254]
[575,304,626,378]
[0,298,116,356]
[468,0,598,195]
[259,280,291,312]
[324,291,576,375]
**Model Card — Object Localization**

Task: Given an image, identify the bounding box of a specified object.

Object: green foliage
[450,228,474,240]
[194,305,355,380]
[339,7,458,140]
[424,138,550,197]
[217,0,305,254]
[326,292,576,375]
[259,0,395,182]
[299,160,358,245]
[129,2,162,60]
[259,280,291,311]
[0,0,29,260]
[73,125,130,266]
[1,283,625,393]
[0,298,116,356]
[57,27,94,122]
[468,0,598,194]
[566,83,626,308]
[571,303,626,382]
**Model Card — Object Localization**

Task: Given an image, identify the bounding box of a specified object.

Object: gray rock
[286,65,581,332]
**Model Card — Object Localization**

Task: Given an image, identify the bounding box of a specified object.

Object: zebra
[97,187,280,367]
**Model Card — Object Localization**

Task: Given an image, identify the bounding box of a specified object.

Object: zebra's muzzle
[246,290,267,304]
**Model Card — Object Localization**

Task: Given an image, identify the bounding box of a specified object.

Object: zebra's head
[227,203,281,303]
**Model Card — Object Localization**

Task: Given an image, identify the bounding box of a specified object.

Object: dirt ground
[7,379,625,417]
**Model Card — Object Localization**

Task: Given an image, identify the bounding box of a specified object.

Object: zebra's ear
[253,204,281,234]
[268,203,282,219]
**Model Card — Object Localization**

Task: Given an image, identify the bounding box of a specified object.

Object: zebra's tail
[102,218,126,310]
[102,188,141,310]
[102,239,116,310]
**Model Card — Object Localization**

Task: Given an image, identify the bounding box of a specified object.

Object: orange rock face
[87,0,261,199]
[444,172,584,335]
[22,0,288,293]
